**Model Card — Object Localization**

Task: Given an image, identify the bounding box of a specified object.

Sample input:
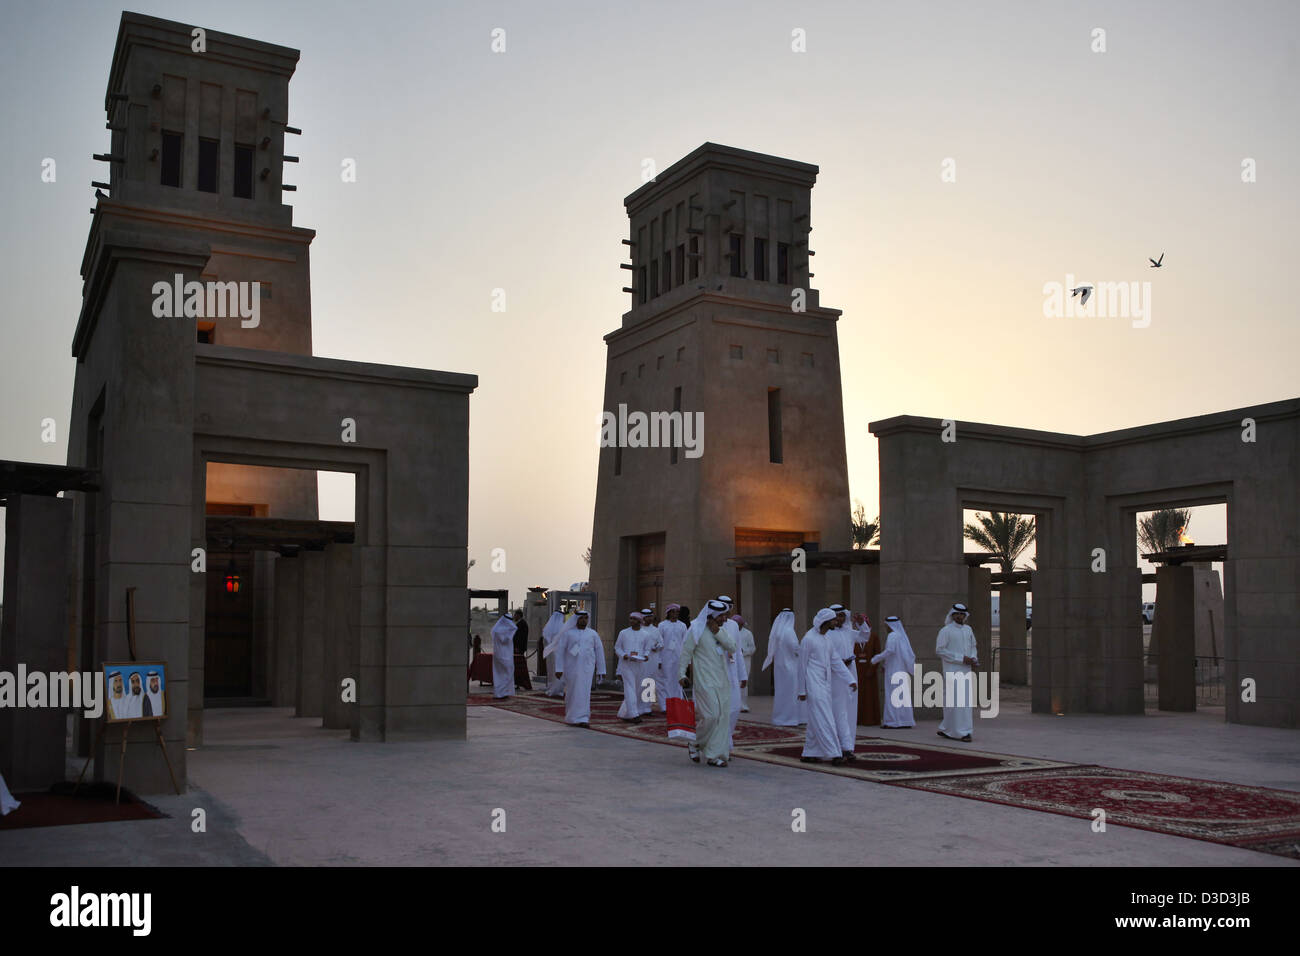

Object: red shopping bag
[666,696,696,741]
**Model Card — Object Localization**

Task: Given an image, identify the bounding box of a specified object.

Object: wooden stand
[74,718,182,803]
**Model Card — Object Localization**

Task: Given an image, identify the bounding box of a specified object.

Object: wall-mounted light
[224,558,241,596]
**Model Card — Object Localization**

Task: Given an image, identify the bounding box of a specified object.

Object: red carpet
[0,783,166,831]
[735,739,1072,782]
[895,766,1300,860]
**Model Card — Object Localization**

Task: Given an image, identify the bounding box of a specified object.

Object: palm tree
[1138,508,1191,559]
[963,512,1036,573]
[851,502,879,549]
[581,547,592,566]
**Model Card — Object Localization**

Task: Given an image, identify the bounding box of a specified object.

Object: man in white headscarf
[733,615,756,711]
[615,612,651,722]
[657,605,687,703]
[123,671,144,719]
[142,670,165,718]
[639,608,664,715]
[797,608,854,764]
[541,610,568,697]
[827,605,857,761]
[936,602,978,742]
[678,600,737,767]
[490,612,518,699]
[554,611,605,726]
[107,670,129,720]
[724,616,749,747]
[872,616,916,728]
[762,609,806,726]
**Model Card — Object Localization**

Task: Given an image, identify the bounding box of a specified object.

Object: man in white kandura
[733,615,756,712]
[143,670,165,718]
[541,610,568,697]
[827,604,857,761]
[490,612,517,699]
[762,608,806,726]
[936,602,978,742]
[639,607,664,715]
[615,611,651,723]
[678,601,737,767]
[872,616,916,728]
[554,611,605,727]
[798,608,854,764]
[657,605,687,703]
[725,615,749,747]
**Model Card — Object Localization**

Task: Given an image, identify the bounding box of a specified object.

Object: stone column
[296,549,327,719]
[999,582,1028,684]
[321,543,355,729]
[1155,565,1195,711]
[272,555,301,707]
[0,494,74,790]
[967,566,993,682]
[740,570,773,695]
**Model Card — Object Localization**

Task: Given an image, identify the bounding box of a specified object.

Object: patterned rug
[732,739,1072,783]
[894,766,1300,860]
[470,689,804,747]
[471,690,1300,859]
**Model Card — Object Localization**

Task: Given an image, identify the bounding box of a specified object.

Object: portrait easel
[73,588,182,802]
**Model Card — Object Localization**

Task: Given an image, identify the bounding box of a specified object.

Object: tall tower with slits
[588,143,851,648]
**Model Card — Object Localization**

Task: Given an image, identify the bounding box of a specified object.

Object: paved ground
[4,686,1297,866]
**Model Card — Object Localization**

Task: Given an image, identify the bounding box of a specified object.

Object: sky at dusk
[2,0,1295,601]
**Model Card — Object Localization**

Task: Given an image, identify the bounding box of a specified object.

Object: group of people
[107,669,164,720]
[485,596,981,771]
[785,602,979,765]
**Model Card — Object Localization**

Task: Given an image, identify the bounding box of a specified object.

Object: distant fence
[1143,656,1224,707]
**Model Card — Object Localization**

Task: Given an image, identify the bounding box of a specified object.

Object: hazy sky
[2,0,1295,601]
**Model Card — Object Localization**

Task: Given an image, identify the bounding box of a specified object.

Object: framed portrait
[103,661,167,723]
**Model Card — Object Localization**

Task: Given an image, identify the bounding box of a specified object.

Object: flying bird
[1070,285,1093,306]
[1149,253,1164,268]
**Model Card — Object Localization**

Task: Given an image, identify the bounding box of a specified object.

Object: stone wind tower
[588,144,851,647]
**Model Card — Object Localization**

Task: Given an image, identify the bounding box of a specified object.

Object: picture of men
[102,663,167,722]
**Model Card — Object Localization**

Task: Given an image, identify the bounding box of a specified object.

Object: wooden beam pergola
[204,515,354,555]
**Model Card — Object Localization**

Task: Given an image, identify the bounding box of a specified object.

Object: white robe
[0,771,20,815]
[542,613,567,697]
[937,622,978,738]
[615,626,651,718]
[678,620,736,761]
[108,692,130,720]
[491,617,517,699]
[737,627,756,709]
[121,689,144,719]
[641,623,665,713]
[828,625,857,752]
[556,627,605,724]
[723,638,748,748]
[871,627,917,728]
[763,614,806,726]
[143,687,165,718]
[658,619,688,701]
[797,627,849,759]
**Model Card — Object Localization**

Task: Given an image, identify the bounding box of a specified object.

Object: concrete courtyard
[3,686,1297,867]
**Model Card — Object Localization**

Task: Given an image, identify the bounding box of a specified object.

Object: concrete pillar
[0,494,74,790]
[740,570,773,695]
[321,543,355,729]
[1155,565,1195,711]
[967,567,993,683]
[272,556,301,707]
[296,549,327,719]
[792,567,826,637]
[999,582,1028,684]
